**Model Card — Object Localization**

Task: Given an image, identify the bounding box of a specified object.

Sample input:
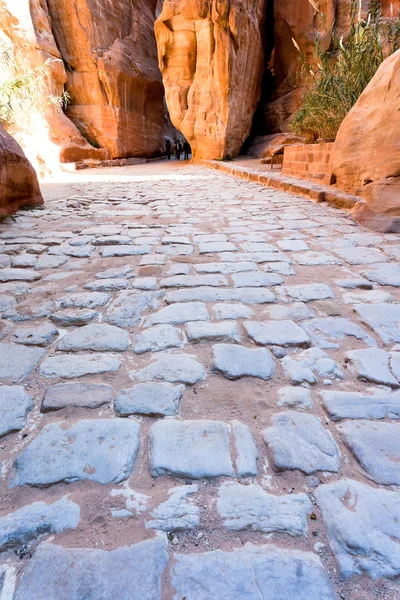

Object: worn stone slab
[212,303,254,320]
[156,244,194,256]
[337,420,400,485]
[315,479,400,579]
[144,302,210,327]
[278,387,312,409]
[212,344,275,380]
[345,348,399,387]
[13,418,140,486]
[221,251,291,264]
[35,255,69,270]
[264,302,315,321]
[56,292,110,309]
[231,271,283,288]
[42,382,113,412]
[264,411,340,474]
[194,262,257,274]
[133,324,183,353]
[146,485,199,531]
[0,268,40,282]
[0,294,16,314]
[265,261,296,276]
[278,240,309,252]
[293,252,341,266]
[0,343,46,382]
[281,347,344,384]
[354,303,400,345]
[186,321,241,343]
[362,263,400,287]
[149,419,234,478]
[167,263,190,275]
[342,290,394,304]
[40,354,121,379]
[160,274,228,288]
[11,254,37,268]
[172,544,336,600]
[140,254,166,266]
[165,287,277,304]
[0,386,33,437]
[92,235,132,246]
[95,265,134,279]
[133,354,206,385]
[284,283,335,302]
[100,245,151,257]
[300,317,376,349]
[0,496,80,551]
[244,320,311,348]
[11,323,58,346]
[115,383,184,417]
[335,278,373,290]
[320,389,400,420]
[231,420,258,477]
[217,482,312,535]
[105,290,159,327]
[14,538,168,600]
[50,308,100,326]
[199,242,237,253]
[194,234,227,244]
[57,323,130,352]
[49,245,94,258]
[84,279,129,292]
[132,277,157,290]
[332,247,388,265]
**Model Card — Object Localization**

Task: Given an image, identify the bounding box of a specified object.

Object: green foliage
[292,0,400,142]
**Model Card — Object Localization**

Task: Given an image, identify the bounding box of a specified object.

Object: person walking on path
[183,141,191,161]
[165,139,171,160]
[174,140,181,161]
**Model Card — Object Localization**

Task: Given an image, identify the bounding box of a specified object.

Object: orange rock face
[155,0,266,160]
[332,50,400,216]
[0,125,44,217]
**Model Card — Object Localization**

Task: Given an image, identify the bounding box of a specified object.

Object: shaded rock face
[155,0,266,160]
[0,125,44,217]
[333,50,400,217]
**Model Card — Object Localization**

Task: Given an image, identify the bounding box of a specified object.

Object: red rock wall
[282,142,334,185]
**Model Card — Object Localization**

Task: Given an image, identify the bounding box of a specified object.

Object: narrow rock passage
[0,161,400,599]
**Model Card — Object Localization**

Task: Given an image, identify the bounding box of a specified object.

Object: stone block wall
[282,142,334,185]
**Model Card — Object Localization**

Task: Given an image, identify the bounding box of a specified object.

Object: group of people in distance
[165,138,191,161]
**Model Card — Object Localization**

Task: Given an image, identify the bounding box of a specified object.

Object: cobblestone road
[0,162,400,599]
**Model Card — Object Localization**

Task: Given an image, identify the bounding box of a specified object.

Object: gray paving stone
[301,317,376,349]
[265,261,296,275]
[221,251,290,263]
[57,291,110,309]
[57,323,130,352]
[320,389,400,420]
[144,302,210,327]
[212,344,275,380]
[293,252,341,266]
[194,261,257,274]
[362,263,400,287]
[134,354,206,385]
[354,303,400,344]
[160,274,228,288]
[391,352,400,381]
[13,418,140,486]
[278,387,313,409]
[11,323,58,346]
[244,320,311,348]
[264,302,315,321]
[217,482,312,535]
[132,276,158,290]
[0,294,16,313]
[11,254,37,268]
[172,544,336,600]
[0,496,80,551]
[14,537,168,600]
[50,308,100,326]
[165,287,277,304]
[0,254,11,268]
[335,278,373,289]
[155,244,194,256]
[0,268,40,282]
[84,278,129,292]
[0,386,33,437]
[232,420,258,477]
[281,348,344,384]
[337,420,400,485]
[332,247,388,265]
[315,479,400,579]
[105,290,160,327]
[264,411,340,474]
[199,242,237,253]
[212,303,254,320]
[42,382,113,412]
[146,485,199,531]
[35,255,68,270]
[40,354,121,379]
[231,272,283,287]
[95,265,134,279]
[139,254,166,265]
[133,324,183,353]
[92,235,132,246]
[162,235,191,245]
[167,263,190,275]
[284,283,335,302]
[278,239,309,252]
[0,343,46,382]
[48,245,94,258]
[345,347,399,387]
[115,383,184,417]
[194,234,227,243]
[149,419,234,478]
[342,289,394,304]
[100,245,151,257]
[186,321,241,343]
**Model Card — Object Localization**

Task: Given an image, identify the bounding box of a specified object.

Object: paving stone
[316,479,400,579]
[0,254,11,268]
[132,276,157,290]
[186,321,241,343]
[337,420,400,485]
[162,235,191,245]
[160,274,228,288]
[84,278,129,292]
[100,245,151,257]
[231,272,283,287]
[0,343,46,382]
[277,239,309,252]
[172,544,336,600]
[57,292,110,309]
[146,484,199,531]
[212,302,254,320]
[264,411,340,474]
[144,301,210,327]
[167,263,190,275]
[217,481,312,535]
[212,343,275,380]
[14,537,168,600]
[265,261,296,275]
[332,247,388,265]
[231,420,258,477]
[278,387,313,409]
[354,303,400,344]
[320,389,400,420]
[0,496,80,552]
[345,347,399,387]
[264,302,315,321]
[133,324,183,353]
[391,352,400,381]
[11,254,37,268]
[362,263,400,287]
[105,290,160,327]
[11,323,58,346]
[194,234,227,243]
[134,354,206,385]
[165,287,277,304]
[0,294,16,313]
[48,245,94,258]
[42,382,113,412]
[35,255,69,270]
[50,308,100,326]
[194,261,257,274]
[156,244,193,256]
[40,354,121,379]
[139,254,166,265]
[0,268,40,282]
[283,283,335,302]
[281,348,344,384]
[244,320,311,348]
[0,386,33,437]
[300,317,376,349]
[92,235,132,246]
[342,290,394,304]
[13,418,140,486]
[335,278,373,290]
[221,251,290,263]
[95,265,134,279]
[149,419,234,478]
[199,242,237,253]
[115,382,184,417]
[57,323,130,352]
[240,242,278,253]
